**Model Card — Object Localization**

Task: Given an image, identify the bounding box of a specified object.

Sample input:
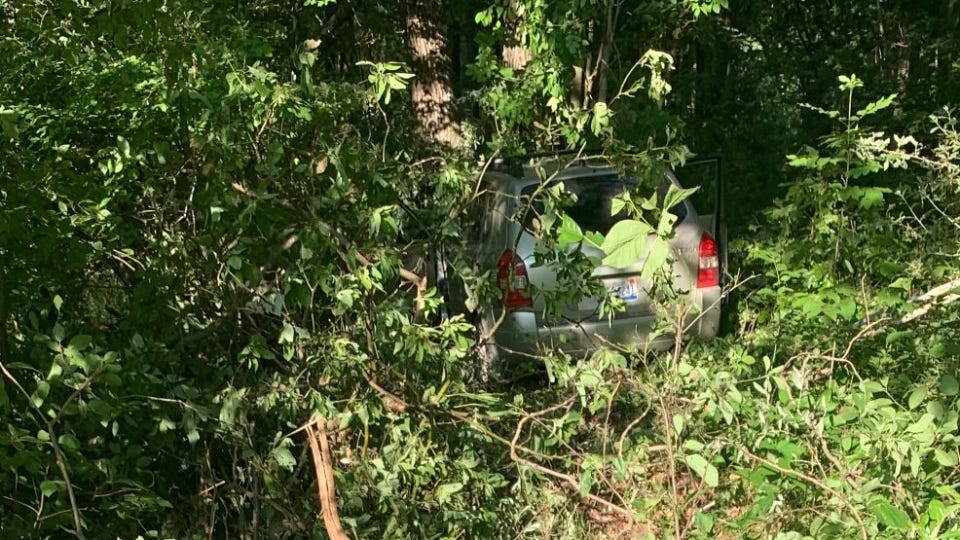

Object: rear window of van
[518,175,687,236]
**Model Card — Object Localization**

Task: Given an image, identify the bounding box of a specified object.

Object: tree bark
[595,1,615,104]
[407,0,462,147]
[307,420,351,540]
[502,1,532,70]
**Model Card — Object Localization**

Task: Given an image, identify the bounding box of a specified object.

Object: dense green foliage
[2,1,959,538]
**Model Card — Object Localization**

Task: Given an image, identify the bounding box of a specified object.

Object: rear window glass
[518,175,686,235]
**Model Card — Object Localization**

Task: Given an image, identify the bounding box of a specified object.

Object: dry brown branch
[508,398,636,521]
[861,277,960,337]
[815,435,860,489]
[198,480,226,496]
[306,419,351,540]
[353,354,635,522]
[352,250,427,311]
[899,294,960,325]
[361,361,637,519]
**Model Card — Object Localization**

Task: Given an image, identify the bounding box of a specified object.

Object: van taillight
[497,250,533,309]
[697,233,719,288]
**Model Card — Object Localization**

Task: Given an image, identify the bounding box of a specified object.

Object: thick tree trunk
[502,44,533,70]
[595,1,615,103]
[571,66,585,108]
[407,0,462,147]
[502,1,532,70]
[581,22,596,107]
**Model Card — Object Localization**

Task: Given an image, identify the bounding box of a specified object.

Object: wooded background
[2,1,960,538]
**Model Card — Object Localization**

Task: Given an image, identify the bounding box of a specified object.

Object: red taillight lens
[697,233,719,288]
[497,250,533,309]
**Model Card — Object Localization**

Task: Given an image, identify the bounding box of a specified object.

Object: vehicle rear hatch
[515,171,699,324]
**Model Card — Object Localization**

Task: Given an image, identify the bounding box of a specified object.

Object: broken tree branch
[306,419,351,540]
[863,277,960,337]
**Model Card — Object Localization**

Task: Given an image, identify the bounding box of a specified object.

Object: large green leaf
[685,454,719,488]
[600,220,652,268]
[557,214,584,248]
[868,498,913,531]
[939,375,959,397]
[435,482,464,503]
[40,480,63,497]
[641,238,670,280]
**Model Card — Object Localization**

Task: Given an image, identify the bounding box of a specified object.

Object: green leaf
[927,498,947,523]
[335,289,353,309]
[579,468,594,497]
[557,215,584,248]
[271,446,296,471]
[611,193,628,216]
[836,297,857,321]
[158,417,176,432]
[684,439,706,452]
[583,231,604,249]
[907,386,927,410]
[656,208,678,236]
[435,482,464,503]
[600,220,652,268]
[935,449,959,467]
[590,101,611,135]
[886,329,913,345]
[40,480,62,497]
[685,454,719,487]
[672,413,685,437]
[279,324,295,344]
[857,187,891,209]
[32,381,51,408]
[939,375,959,397]
[47,360,63,380]
[868,498,912,531]
[69,334,92,351]
[662,184,699,214]
[578,370,601,388]
[694,510,715,533]
[117,135,131,158]
[838,74,864,90]
[906,413,935,434]
[641,239,669,280]
[856,93,897,118]
[58,434,81,451]
[219,390,245,427]
[186,429,200,444]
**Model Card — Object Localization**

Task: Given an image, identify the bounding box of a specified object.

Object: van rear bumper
[491,287,722,359]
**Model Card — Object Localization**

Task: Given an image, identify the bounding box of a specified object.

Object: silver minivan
[438,155,727,376]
